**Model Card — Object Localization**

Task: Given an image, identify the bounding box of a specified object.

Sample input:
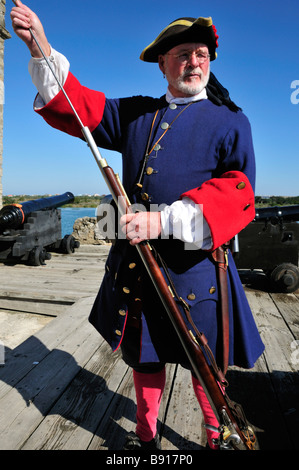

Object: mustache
[182,68,203,78]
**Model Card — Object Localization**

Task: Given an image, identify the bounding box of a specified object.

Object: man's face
[158,42,210,97]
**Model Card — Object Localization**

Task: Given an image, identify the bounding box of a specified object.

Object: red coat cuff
[34,72,106,138]
[180,171,255,250]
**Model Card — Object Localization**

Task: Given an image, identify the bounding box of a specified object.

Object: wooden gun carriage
[0,192,80,266]
[234,205,299,293]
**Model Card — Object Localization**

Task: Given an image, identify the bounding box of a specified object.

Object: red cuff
[180,171,255,250]
[34,72,106,138]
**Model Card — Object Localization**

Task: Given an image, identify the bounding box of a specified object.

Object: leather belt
[211,245,230,375]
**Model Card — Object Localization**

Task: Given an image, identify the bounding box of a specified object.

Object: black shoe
[123,431,161,451]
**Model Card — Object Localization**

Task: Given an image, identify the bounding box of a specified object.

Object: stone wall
[72,217,111,245]
[0,0,11,208]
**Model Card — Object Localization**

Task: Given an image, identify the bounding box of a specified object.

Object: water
[60,207,97,237]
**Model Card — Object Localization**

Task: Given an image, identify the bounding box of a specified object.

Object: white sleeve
[160,197,212,250]
[28,46,70,108]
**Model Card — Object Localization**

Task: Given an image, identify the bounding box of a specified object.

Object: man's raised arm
[11,0,51,58]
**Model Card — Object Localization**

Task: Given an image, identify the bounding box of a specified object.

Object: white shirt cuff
[28,46,70,108]
[160,197,212,250]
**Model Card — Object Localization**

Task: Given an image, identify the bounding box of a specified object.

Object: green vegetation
[3,194,106,208]
[3,194,299,209]
[255,196,299,207]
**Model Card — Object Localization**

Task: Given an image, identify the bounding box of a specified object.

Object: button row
[186,286,216,301]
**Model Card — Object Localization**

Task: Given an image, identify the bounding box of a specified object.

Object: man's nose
[188,52,200,67]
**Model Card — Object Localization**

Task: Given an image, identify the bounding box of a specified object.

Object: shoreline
[2,195,106,209]
[3,194,299,209]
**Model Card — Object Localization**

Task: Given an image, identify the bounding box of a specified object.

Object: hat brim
[140,17,217,62]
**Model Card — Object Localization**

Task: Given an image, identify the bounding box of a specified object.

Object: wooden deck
[0,245,298,451]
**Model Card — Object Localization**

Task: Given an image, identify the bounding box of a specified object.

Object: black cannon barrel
[0,192,74,230]
[254,204,299,223]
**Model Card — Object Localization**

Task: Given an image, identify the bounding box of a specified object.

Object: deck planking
[0,245,298,451]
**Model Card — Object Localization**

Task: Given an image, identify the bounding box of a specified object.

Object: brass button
[115,329,122,336]
[141,192,149,201]
[161,122,170,130]
[119,309,126,316]
[129,262,136,269]
[169,103,177,109]
[237,181,246,190]
[146,167,154,175]
[187,293,196,301]
[123,287,130,294]
[209,286,216,294]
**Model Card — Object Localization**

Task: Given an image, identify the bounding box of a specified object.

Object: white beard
[165,66,210,96]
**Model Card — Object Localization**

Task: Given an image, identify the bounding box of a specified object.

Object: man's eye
[178,53,189,60]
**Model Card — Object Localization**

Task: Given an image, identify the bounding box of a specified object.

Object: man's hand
[120,212,161,245]
[10,0,51,58]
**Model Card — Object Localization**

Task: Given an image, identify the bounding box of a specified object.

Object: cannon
[0,192,80,266]
[234,204,299,293]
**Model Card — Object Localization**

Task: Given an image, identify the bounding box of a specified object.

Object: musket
[12,1,256,449]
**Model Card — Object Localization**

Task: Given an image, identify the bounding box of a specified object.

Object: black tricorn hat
[140,17,219,63]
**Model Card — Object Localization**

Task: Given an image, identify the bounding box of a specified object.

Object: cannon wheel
[28,246,51,266]
[60,234,80,254]
[269,263,299,293]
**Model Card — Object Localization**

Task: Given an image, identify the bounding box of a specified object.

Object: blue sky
[2,0,299,196]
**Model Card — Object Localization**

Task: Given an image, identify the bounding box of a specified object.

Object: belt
[211,245,230,375]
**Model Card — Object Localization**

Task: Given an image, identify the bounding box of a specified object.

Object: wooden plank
[46,255,108,265]
[0,286,95,303]
[0,246,109,280]
[0,303,103,449]
[0,262,104,277]
[0,297,96,399]
[226,357,294,450]
[0,248,106,313]
[21,344,128,450]
[0,268,102,282]
[245,290,296,372]
[0,309,53,349]
[87,363,137,450]
[265,292,299,449]
[88,363,177,451]
[0,277,101,294]
[161,365,206,450]
[270,292,299,339]
[244,289,299,449]
[0,244,298,451]
[0,246,106,321]
[0,262,102,277]
[0,298,71,316]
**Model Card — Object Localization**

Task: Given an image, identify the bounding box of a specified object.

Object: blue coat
[88,95,264,369]
[35,74,265,369]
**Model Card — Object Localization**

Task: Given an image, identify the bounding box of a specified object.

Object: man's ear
[158,54,166,74]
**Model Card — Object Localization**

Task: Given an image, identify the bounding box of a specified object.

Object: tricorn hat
[140,17,219,63]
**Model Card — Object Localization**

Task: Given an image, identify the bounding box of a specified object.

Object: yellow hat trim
[140,17,213,61]
[194,17,213,27]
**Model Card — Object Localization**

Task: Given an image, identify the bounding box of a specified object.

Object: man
[11,1,264,450]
